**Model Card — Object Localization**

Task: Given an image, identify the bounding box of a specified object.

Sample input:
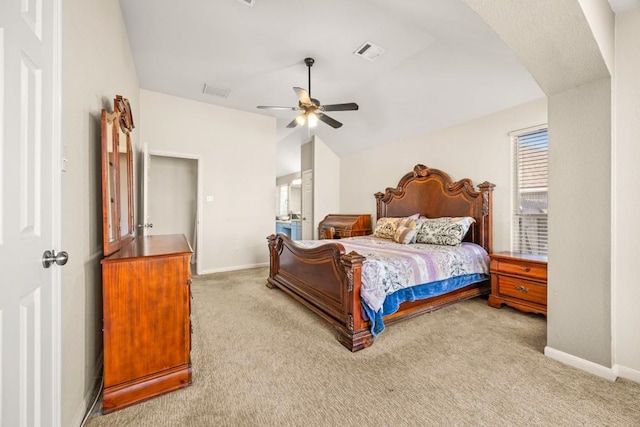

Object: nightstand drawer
[492,258,546,281]
[496,275,547,305]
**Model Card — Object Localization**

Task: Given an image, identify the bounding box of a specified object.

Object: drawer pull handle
[515,285,529,293]
[522,267,531,272]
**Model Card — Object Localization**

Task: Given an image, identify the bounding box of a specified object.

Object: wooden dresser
[488,251,547,316]
[318,214,372,239]
[101,234,193,413]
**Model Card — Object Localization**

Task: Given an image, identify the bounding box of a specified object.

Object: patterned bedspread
[296,236,490,313]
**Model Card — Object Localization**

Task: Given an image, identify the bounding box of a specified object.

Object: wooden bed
[266,164,495,352]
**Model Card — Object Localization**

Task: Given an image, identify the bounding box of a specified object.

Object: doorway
[144,150,202,273]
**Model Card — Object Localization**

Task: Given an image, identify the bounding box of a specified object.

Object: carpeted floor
[86,267,640,426]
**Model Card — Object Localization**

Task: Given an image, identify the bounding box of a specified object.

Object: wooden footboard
[267,233,373,351]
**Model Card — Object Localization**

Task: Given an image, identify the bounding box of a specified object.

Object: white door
[0,0,61,425]
[301,169,313,239]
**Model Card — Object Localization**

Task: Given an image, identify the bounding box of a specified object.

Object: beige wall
[547,78,612,367]
[139,90,276,273]
[300,135,341,239]
[340,98,548,253]
[613,7,640,380]
[312,136,341,239]
[61,0,139,425]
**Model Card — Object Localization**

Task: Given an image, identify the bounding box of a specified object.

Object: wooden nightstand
[488,251,547,316]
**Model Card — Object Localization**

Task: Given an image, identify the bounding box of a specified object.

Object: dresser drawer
[496,275,547,305]
[492,258,547,281]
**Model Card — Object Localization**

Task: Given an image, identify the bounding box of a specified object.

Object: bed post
[477,182,495,254]
[337,251,373,352]
[266,234,280,289]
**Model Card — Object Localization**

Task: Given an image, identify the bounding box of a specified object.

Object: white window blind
[512,128,548,255]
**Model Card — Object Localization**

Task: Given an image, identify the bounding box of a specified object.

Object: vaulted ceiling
[119,0,638,176]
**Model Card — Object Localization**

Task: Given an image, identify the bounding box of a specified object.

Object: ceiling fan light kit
[307,111,319,127]
[257,57,359,129]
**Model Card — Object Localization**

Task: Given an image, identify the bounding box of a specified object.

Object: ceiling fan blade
[320,102,359,112]
[256,106,298,110]
[286,115,303,128]
[293,87,312,105]
[318,113,343,129]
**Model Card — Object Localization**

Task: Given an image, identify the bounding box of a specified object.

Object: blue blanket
[361,273,488,336]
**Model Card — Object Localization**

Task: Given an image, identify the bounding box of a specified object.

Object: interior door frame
[52,1,63,423]
[301,169,313,240]
[144,149,203,275]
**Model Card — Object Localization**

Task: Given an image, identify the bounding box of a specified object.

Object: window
[278,185,289,216]
[512,127,548,255]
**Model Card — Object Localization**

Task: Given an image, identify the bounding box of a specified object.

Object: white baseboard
[613,364,640,384]
[71,353,103,427]
[544,346,617,381]
[199,262,269,275]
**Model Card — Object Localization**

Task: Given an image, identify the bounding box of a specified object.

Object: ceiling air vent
[202,83,231,99]
[235,0,256,6]
[353,41,385,61]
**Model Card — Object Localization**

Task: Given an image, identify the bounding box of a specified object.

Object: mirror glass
[117,125,133,244]
[101,110,120,255]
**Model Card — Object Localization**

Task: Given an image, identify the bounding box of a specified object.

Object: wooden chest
[318,214,372,239]
[488,251,547,315]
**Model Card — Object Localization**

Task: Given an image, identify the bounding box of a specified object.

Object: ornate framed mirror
[101,95,135,256]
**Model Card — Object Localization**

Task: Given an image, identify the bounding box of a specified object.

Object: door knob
[42,250,69,268]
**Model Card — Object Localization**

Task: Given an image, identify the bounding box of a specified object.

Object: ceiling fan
[257,57,359,129]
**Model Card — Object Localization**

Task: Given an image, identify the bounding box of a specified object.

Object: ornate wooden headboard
[374,164,495,253]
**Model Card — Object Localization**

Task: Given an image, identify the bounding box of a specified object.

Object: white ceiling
[119,0,637,177]
[608,0,640,13]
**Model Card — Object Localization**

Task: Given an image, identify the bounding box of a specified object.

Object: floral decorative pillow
[415,217,475,246]
[374,216,420,239]
[373,217,401,239]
